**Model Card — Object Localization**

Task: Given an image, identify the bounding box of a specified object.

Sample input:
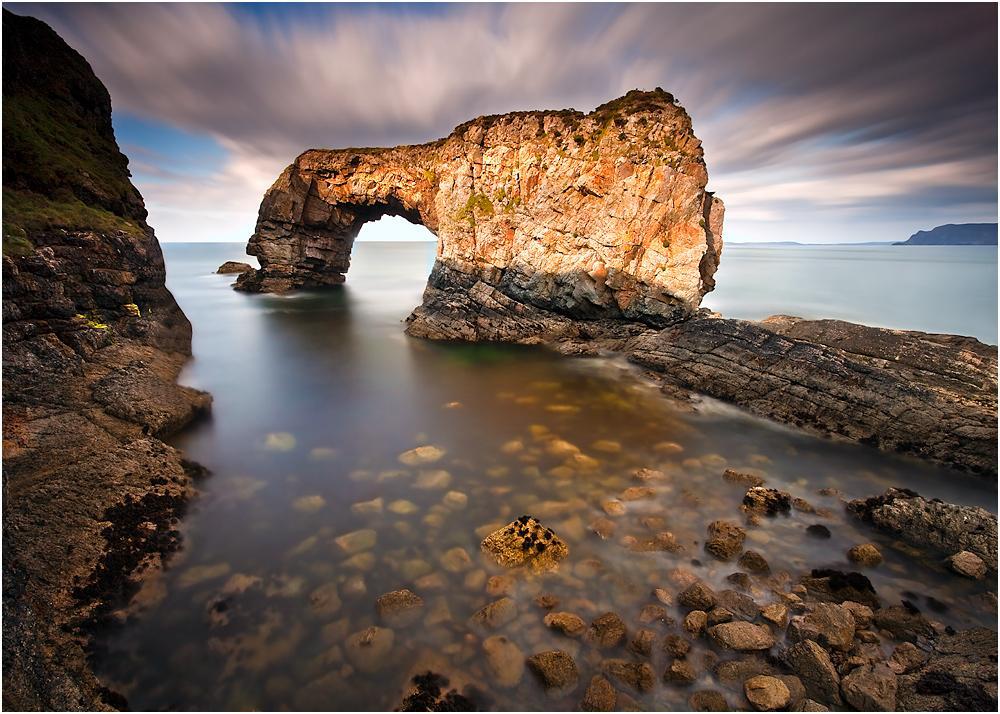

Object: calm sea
[91,241,996,711]
[704,244,998,344]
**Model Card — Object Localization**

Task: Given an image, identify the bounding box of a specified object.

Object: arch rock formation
[236,89,724,340]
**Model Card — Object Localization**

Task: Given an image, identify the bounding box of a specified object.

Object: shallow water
[704,244,998,344]
[94,241,996,711]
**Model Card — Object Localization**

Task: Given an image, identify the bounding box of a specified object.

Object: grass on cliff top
[3,94,140,215]
[3,188,143,255]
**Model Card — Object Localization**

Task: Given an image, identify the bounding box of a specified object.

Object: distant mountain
[895,223,998,246]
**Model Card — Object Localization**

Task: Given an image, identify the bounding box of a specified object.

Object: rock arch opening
[235,89,725,339]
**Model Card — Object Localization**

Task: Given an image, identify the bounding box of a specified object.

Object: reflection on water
[94,241,996,711]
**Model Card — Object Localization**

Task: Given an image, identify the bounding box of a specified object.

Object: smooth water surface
[94,241,996,711]
[704,244,998,344]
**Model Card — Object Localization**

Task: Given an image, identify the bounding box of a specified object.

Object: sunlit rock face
[237,89,724,331]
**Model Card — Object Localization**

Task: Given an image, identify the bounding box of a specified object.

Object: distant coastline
[893,223,998,246]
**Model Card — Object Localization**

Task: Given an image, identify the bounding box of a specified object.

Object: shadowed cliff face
[237,89,724,328]
[2,10,209,710]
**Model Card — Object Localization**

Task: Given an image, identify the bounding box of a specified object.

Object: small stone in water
[652,587,673,605]
[344,626,394,673]
[847,543,883,567]
[470,597,517,631]
[602,500,626,517]
[342,552,376,571]
[947,550,987,579]
[387,499,419,515]
[620,486,656,501]
[334,529,377,555]
[544,611,587,637]
[376,589,424,627]
[806,524,831,539]
[308,446,336,460]
[633,467,664,483]
[263,432,296,451]
[482,635,524,688]
[744,675,791,711]
[586,612,627,649]
[722,469,765,487]
[413,469,451,490]
[463,569,487,591]
[580,675,617,711]
[398,444,446,466]
[443,490,468,509]
[738,549,771,574]
[535,593,560,610]
[500,439,523,454]
[663,658,697,685]
[309,582,342,616]
[526,650,579,697]
[350,497,383,515]
[590,517,616,540]
[591,439,622,453]
[292,494,326,512]
[439,547,473,573]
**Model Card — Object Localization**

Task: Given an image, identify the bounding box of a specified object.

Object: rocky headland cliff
[2,11,209,709]
[239,92,997,477]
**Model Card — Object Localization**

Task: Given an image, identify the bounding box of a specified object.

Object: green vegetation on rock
[2,9,148,250]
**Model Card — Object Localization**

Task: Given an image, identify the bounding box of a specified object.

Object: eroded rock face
[238,89,724,330]
[2,11,209,710]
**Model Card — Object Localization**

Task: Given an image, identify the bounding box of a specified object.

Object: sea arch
[236,90,725,338]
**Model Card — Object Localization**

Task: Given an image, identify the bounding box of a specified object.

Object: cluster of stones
[193,456,997,712]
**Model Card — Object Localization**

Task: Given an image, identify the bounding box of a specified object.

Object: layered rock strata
[2,11,209,710]
[627,316,998,475]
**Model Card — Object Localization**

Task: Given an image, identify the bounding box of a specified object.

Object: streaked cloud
[13,2,997,243]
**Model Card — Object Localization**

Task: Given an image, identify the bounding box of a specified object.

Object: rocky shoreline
[405,274,998,477]
[379,483,998,711]
[3,11,210,710]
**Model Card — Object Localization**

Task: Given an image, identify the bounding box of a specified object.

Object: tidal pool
[92,241,996,711]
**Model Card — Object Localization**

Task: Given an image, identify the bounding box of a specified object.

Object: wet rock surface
[215,261,253,274]
[849,488,998,571]
[527,650,580,697]
[480,515,569,571]
[628,316,997,475]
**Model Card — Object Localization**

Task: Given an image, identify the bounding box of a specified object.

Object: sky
[10,2,998,244]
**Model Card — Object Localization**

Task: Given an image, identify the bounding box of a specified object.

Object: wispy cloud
[14,2,997,243]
